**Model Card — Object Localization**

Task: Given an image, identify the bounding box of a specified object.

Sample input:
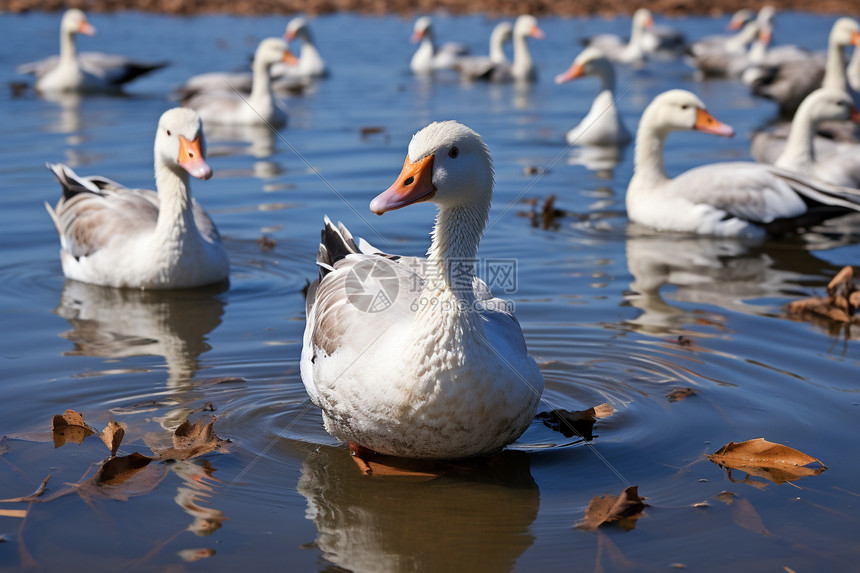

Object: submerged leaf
[709,438,826,485]
[100,421,125,457]
[730,497,770,536]
[51,409,96,448]
[153,417,227,462]
[178,548,216,562]
[537,403,613,440]
[666,387,697,402]
[785,266,860,324]
[76,452,166,501]
[575,485,647,531]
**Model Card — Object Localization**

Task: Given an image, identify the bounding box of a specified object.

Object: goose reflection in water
[297,446,539,573]
[203,124,282,179]
[622,226,844,335]
[54,280,227,424]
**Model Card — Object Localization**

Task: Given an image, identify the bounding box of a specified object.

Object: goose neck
[59,27,77,65]
[824,35,848,91]
[489,30,508,64]
[778,107,816,167]
[425,202,489,298]
[153,161,195,239]
[250,58,274,103]
[632,120,670,191]
[512,32,533,70]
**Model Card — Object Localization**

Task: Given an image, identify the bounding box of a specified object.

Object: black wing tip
[317,217,361,279]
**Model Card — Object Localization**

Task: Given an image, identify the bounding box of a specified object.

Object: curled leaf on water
[74,452,166,502]
[537,403,613,440]
[575,485,647,532]
[152,417,228,462]
[51,409,96,448]
[100,421,125,457]
[666,387,697,402]
[786,266,860,324]
[708,438,826,485]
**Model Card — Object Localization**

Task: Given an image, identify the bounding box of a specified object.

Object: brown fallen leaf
[177,548,216,562]
[537,403,613,440]
[785,266,860,324]
[257,235,276,251]
[708,438,827,485]
[0,475,50,503]
[100,421,125,457]
[0,509,27,518]
[75,452,167,501]
[666,387,697,402]
[360,126,385,138]
[575,485,647,531]
[51,409,96,448]
[152,417,228,462]
[715,491,736,505]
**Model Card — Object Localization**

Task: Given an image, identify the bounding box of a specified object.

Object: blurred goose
[768,88,860,187]
[585,8,653,65]
[688,19,765,78]
[627,90,860,238]
[509,15,545,82]
[18,9,167,94]
[277,17,327,79]
[687,8,756,56]
[555,47,631,146]
[182,38,296,128]
[410,16,470,74]
[45,108,229,289]
[301,121,544,459]
[752,17,860,118]
[455,21,513,81]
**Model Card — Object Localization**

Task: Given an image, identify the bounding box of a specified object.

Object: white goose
[585,8,653,65]
[555,47,631,146]
[275,17,328,80]
[770,88,860,187]
[686,8,757,58]
[455,21,513,81]
[301,121,544,460]
[409,16,470,74]
[45,108,229,289]
[18,9,167,94]
[182,38,296,128]
[627,90,860,238]
[752,17,860,118]
[508,15,545,82]
[687,18,765,78]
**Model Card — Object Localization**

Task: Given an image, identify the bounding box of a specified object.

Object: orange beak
[283,49,299,65]
[178,135,212,180]
[285,30,296,42]
[554,62,584,85]
[411,29,424,44]
[852,30,860,46]
[644,14,654,28]
[78,20,96,36]
[694,108,735,137]
[849,105,860,123]
[727,15,745,31]
[370,154,436,215]
[759,29,772,45]
[531,25,545,40]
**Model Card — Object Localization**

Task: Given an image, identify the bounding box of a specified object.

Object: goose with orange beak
[18,9,167,94]
[45,108,228,289]
[409,16,470,74]
[584,8,653,66]
[302,121,544,460]
[626,89,860,237]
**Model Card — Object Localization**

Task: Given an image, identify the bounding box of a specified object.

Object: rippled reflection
[566,144,626,177]
[54,280,227,387]
[298,446,539,573]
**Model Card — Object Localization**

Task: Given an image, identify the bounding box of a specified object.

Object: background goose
[410,16,470,74]
[182,38,296,128]
[18,9,166,94]
[767,88,860,187]
[626,89,860,238]
[45,108,228,289]
[584,8,653,66]
[751,17,860,118]
[555,47,631,146]
[685,7,757,58]
[455,21,513,81]
[508,15,545,82]
[301,120,544,460]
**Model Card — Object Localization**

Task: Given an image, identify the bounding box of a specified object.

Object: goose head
[370,121,493,215]
[412,17,433,43]
[829,17,860,48]
[62,9,95,37]
[632,9,655,33]
[555,46,611,84]
[154,108,212,180]
[254,38,298,69]
[641,90,735,138]
[513,14,544,41]
[285,17,308,42]
[727,8,755,31]
[756,5,776,27]
[797,88,860,125]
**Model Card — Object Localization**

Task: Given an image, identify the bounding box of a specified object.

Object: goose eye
[680,105,689,111]
[448,147,459,159]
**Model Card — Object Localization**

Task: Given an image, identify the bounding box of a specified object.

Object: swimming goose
[555,47,631,146]
[18,9,167,94]
[752,17,860,118]
[455,21,513,81]
[508,15,545,82]
[626,90,860,238]
[686,8,758,60]
[275,17,327,80]
[410,17,470,74]
[301,121,544,459]
[182,38,296,128]
[45,108,229,289]
[769,88,860,187]
[688,19,767,79]
[585,8,653,66]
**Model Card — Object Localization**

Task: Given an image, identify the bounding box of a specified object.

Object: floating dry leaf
[537,403,613,440]
[0,475,50,503]
[0,509,27,518]
[715,491,736,505]
[667,387,697,402]
[100,421,125,457]
[785,266,860,324]
[257,235,276,251]
[51,409,96,448]
[75,452,167,501]
[178,548,216,562]
[709,438,827,485]
[153,417,227,462]
[575,485,647,531]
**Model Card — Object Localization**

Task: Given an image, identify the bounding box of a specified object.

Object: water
[1,10,859,572]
